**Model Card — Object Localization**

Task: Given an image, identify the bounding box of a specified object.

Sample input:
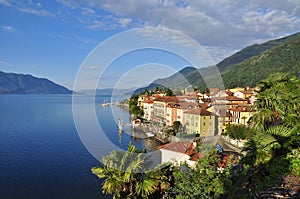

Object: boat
[145,132,155,137]
[101,99,111,106]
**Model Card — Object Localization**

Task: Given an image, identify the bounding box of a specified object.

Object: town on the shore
[130,86,254,137]
[118,86,256,166]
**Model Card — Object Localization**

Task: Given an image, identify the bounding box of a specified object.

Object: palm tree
[251,73,300,130]
[147,163,174,197]
[244,73,300,164]
[91,143,158,198]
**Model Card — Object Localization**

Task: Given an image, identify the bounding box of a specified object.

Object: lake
[0,94,161,199]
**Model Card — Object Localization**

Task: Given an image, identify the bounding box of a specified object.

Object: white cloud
[1,25,16,32]
[17,7,54,17]
[1,0,55,17]
[81,7,97,17]
[118,18,132,28]
[57,0,300,62]
[88,21,103,30]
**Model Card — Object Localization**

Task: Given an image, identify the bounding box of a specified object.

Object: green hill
[217,32,300,72]
[222,34,300,88]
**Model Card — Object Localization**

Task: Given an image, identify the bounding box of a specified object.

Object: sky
[0,0,300,90]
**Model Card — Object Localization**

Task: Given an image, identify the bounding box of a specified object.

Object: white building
[143,100,153,121]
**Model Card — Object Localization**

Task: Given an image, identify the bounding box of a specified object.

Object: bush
[287,148,300,179]
[222,124,254,140]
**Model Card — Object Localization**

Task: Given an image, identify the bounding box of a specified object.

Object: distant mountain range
[79,88,136,96]
[0,71,72,94]
[135,32,300,93]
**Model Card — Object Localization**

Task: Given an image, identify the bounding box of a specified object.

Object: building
[214,96,249,106]
[151,96,178,125]
[233,90,254,99]
[156,142,199,168]
[137,94,150,108]
[143,100,153,121]
[166,102,201,127]
[229,87,245,93]
[183,108,217,137]
[233,91,244,99]
[166,103,179,126]
[209,88,220,95]
[229,105,252,125]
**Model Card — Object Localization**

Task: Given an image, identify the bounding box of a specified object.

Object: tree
[250,73,300,130]
[91,143,157,198]
[165,88,174,96]
[222,124,254,140]
[172,121,182,133]
[129,95,144,116]
[231,74,300,197]
[248,73,300,160]
[168,150,231,198]
[142,89,149,95]
[242,125,298,165]
[155,86,160,92]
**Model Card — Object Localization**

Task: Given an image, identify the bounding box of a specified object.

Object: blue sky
[0,0,300,90]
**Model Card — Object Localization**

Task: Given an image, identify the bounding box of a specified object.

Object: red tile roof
[225,91,234,96]
[230,96,248,101]
[157,142,206,162]
[229,105,252,112]
[190,152,204,161]
[184,108,213,116]
[157,142,195,155]
[153,96,179,103]
[143,100,154,104]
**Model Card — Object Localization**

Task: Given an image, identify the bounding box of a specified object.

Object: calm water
[0,94,161,199]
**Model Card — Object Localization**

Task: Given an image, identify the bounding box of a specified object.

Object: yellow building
[183,108,217,137]
[137,94,150,108]
[229,87,245,93]
[207,105,232,134]
[229,105,252,125]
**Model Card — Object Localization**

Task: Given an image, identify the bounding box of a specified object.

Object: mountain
[133,67,200,94]
[0,71,72,94]
[222,33,300,88]
[135,32,300,93]
[217,32,300,72]
[153,67,199,89]
[79,88,136,96]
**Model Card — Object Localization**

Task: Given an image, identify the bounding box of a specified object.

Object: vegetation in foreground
[92,73,300,198]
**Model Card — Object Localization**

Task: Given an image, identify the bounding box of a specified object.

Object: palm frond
[266,126,293,137]
[135,178,156,198]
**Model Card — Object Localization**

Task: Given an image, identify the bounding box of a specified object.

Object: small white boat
[145,132,155,137]
[101,99,111,106]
